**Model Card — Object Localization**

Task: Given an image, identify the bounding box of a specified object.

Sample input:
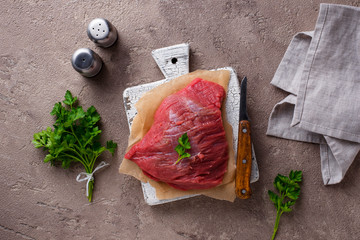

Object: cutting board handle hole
[171,58,178,64]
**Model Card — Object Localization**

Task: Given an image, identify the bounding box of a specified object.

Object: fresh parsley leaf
[63,90,77,107]
[32,90,117,202]
[50,102,63,117]
[44,154,54,163]
[175,133,191,164]
[175,145,185,156]
[289,170,302,182]
[268,190,279,208]
[106,140,118,155]
[268,170,302,240]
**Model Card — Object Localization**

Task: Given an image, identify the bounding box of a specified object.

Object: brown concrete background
[1,0,360,239]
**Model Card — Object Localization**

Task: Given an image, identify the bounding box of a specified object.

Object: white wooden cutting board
[123,43,259,205]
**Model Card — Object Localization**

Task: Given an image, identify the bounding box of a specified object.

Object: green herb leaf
[178,132,191,149]
[50,102,63,117]
[289,170,302,182]
[281,205,292,213]
[174,133,191,164]
[83,106,101,126]
[268,190,279,209]
[275,181,285,192]
[44,154,54,163]
[175,145,185,156]
[269,170,302,240]
[32,90,117,202]
[63,90,77,106]
[286,200,296,207]
[106,140,118,155]
[70,106,86,121]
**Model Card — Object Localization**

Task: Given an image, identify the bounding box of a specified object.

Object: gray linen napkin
[267,3,360,185]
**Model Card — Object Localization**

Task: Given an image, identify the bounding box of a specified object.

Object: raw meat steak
[125,78,229,190]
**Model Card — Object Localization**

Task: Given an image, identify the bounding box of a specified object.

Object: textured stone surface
[1,1,360,239]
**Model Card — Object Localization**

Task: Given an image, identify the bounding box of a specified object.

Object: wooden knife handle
[235,120,252,199]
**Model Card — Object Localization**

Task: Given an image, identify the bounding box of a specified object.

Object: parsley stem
[88,180,94,202]
[60,132,88,164]
[73,144,88,162]
[271,210,283,240]
[59,153,90,172]
[175,157,181,165]
[63,129,85,155]
[89,154,99,172]
[64,147,87,163]
[84,136,95,148]
[70,125,83,149]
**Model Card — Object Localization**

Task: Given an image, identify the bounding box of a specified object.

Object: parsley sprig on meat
[32,90,117,202]
[175,133,191,164]
[268,170,302,239]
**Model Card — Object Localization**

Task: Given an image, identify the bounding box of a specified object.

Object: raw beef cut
[125,78,229,190]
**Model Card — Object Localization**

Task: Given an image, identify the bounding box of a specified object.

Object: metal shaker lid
[71,48,102,77]
[87,18,118,48]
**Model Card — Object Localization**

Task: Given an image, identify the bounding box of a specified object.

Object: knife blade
[235,76,252,199]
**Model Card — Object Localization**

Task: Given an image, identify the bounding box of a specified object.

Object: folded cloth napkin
[267,3,360,185]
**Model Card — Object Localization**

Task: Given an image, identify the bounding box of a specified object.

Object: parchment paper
[119,69,236,202]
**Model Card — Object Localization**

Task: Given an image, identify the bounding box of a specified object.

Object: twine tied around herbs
[76,161,110,197]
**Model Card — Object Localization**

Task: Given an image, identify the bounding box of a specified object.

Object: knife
[235,76,252,199]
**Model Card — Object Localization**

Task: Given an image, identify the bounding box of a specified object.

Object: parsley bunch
[268,170,302,240]
[175,133,191,164]
[32,90,117,202]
